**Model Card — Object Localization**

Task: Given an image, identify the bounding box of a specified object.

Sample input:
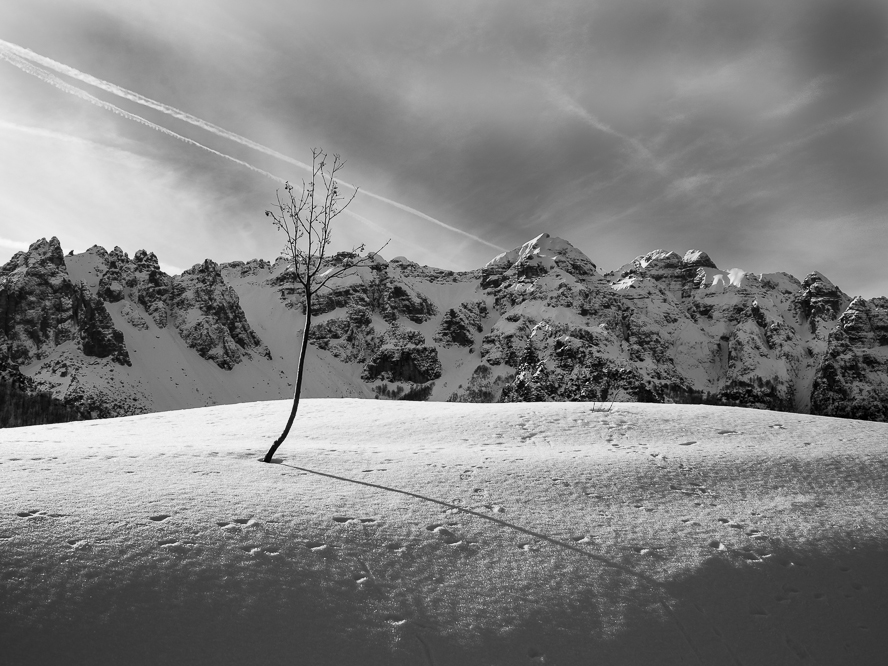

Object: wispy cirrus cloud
[0,37,505,253]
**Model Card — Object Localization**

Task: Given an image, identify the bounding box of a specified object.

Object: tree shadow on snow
[2,460,887,666]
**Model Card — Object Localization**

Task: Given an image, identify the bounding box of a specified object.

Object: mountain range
[1,233,886,424]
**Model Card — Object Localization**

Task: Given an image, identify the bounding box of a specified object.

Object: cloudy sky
[1,0,886,296]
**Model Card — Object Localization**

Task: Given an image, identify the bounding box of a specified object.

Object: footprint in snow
[149,514,171,522]
[428,526,462,545]
[738,550,763,562]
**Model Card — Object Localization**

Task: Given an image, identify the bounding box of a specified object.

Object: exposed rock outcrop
[361,346,442,384]
[170,259,271,370]
[5,233,888,424]
[0,238,79,365]
[0,238,129,366]
[811,296,888,421]
[75,284,130,366]
[434,301,487,348]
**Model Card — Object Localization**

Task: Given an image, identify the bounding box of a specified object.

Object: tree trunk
[263,292,312,462]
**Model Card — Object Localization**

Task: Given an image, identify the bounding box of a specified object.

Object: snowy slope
[1,400,886,664]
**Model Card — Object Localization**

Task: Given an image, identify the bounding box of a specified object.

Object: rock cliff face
[3,233,887,424]
[1,239,273,419]
[169,259,271,370]
[811,296,888,421]
[0,238,129,367]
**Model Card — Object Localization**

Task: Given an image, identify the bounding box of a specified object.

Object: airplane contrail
[0,52,400,241]
[0,51,289,185]
[0,38,506,252]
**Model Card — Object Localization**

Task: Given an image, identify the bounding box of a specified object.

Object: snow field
[1,400,887,664]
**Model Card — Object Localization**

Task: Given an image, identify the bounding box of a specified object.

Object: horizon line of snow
[0,39,506,253]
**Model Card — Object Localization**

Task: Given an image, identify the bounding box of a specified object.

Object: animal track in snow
[737,550,763,562]
[16,509,63,520]
[670,483,711,497]
[678,441,696,446]
[148,514,171,522]
[717,430,739,435]
[216,518,253,529]
[784,636,809,660]
[160,539,195,554]
[426,525,462,545]
[332,516,377,524]
[527,647,546,661]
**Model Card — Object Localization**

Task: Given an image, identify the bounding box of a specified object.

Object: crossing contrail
[0,38,506,252]
[0,52,403,242]
[0,51,289,185]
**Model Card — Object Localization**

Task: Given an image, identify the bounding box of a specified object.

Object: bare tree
[262,149,385,463]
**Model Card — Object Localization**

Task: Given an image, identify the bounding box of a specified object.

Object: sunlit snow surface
[1,400,887,665]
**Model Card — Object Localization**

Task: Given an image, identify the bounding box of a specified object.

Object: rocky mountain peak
[133,249,161,274]
[682,249,717,268]
[482,233,598,288]
[1,237,66,279]
[3,233,887,425]
[83,245,109,260]
[796,271,848,325]
[634,249,683,270]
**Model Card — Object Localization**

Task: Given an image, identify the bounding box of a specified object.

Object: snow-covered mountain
[2,234,887,423]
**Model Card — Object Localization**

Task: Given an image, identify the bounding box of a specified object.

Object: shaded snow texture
[2,233,887,423]
[2,399,887,664]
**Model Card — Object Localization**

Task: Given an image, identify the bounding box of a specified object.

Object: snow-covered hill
[2,233,887,423]
[1,399,886,664]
